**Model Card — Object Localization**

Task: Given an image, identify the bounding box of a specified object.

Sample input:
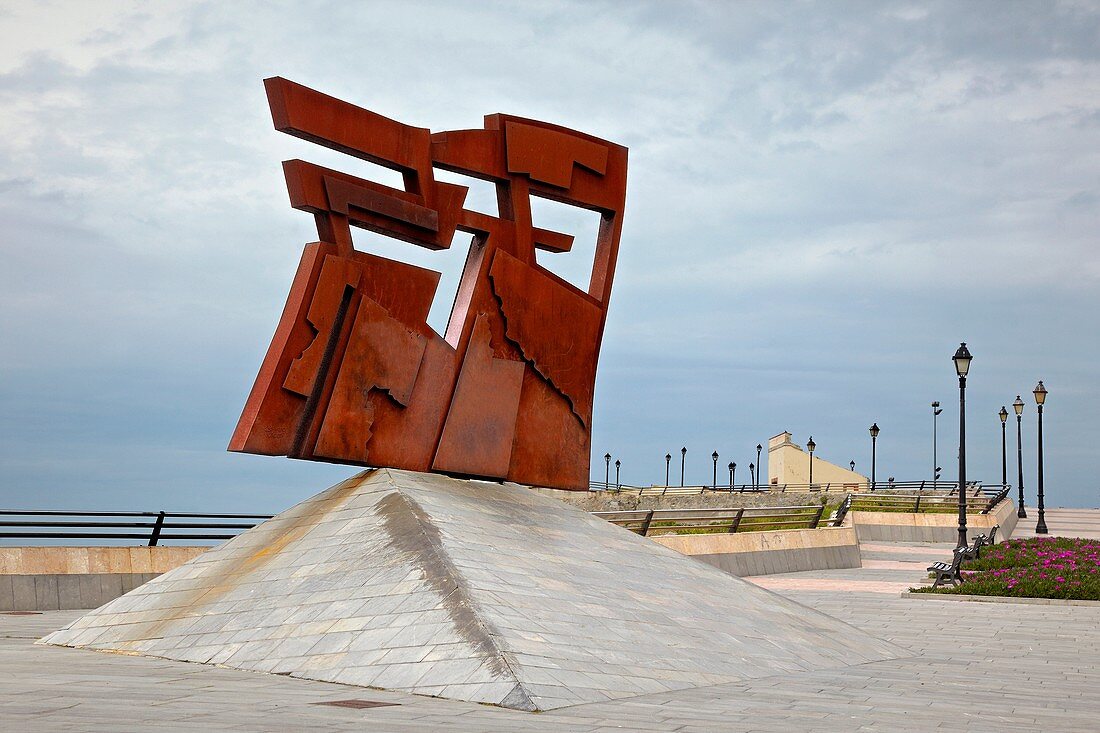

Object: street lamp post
[806,436,816,488]
[1014,396,1027,518]
[665,453,671,486]
[869,423,880,491]
[615,459,621,490]
[932,401,942,490]
[1034,381,1048,534]
[680,447,687,487]
[756,444,762,490]
[999,406,1009,490]
[728,462,734,492]
[604,453,611,490]
[711,451,719,489]
[749,462,755,488]
[953,343,972,548]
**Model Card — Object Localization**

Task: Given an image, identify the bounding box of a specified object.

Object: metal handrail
[593,504,830,537]
[590,479,1003,496]
[0,510,274,546]
[849,492,1009,513]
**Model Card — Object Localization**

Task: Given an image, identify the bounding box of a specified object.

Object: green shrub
[912,536,1100,601]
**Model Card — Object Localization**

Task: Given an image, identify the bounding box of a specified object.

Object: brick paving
[2,512,1099,731]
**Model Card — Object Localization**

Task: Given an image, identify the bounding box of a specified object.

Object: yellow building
[767,432,867,489]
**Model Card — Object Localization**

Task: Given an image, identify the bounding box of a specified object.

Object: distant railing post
[728,508,745,534]
[914,495,922,513]
[148,511,165,546]
[640,510,655,537]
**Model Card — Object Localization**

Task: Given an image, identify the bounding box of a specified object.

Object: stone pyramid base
[43,469,903,711]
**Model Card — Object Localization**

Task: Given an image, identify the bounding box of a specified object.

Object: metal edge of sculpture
[229,78,627,491]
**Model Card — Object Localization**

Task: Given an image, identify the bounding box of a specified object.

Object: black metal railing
[981,485,1012,514]
[848,491,1008,514]
[592,504,833,537]
[589,479,994,496]
[0,510,274,546]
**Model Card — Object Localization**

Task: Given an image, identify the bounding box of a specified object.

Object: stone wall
[0,546,208,611]
[851,499,1019,543]
[653,525,861,576]
[529,487,847,512]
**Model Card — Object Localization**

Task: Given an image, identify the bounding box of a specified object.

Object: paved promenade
[2,511,1099,731]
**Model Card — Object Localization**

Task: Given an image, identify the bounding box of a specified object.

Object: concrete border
[903,591,1100,607]
[0,573,164,611]
[651,525,860,576]
[0,546,209,611]
[852,498,1018,543]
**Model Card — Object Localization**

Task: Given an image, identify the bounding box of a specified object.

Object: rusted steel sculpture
[229,78,627,491]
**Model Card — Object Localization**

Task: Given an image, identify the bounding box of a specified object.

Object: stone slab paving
[3,509,1098,730]
[1013,508,1100,540]
[41,469,899,711]
[4,574,1099,732]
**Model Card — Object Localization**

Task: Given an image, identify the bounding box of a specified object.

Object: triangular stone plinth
[43,469,903,711]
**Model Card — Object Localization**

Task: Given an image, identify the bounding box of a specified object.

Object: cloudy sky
[1,0,1097,514]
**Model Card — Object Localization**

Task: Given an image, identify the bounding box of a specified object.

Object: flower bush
[913,536,1100,600]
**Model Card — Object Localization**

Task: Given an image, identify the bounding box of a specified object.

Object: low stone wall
[531,487,846,512]
[852,499,1019,543]
[0,546,207,611]
[651,525,861,577]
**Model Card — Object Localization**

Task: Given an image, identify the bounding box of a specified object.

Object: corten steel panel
[230,77,628,490]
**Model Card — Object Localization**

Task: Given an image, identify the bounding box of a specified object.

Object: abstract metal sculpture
[229,78,627,490]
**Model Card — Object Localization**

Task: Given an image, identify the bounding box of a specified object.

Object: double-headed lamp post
[999,406,1009,490]
[1014,396,1027,518]
[711,451,719,489]
[1034,381,1048,534]
[806,436,816,488]
[953,342,972,548]
[869,423,880,491]
[680,446,687,487]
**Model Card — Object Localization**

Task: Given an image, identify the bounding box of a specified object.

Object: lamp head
[712,451,719,461]
[999,406,1008,423]
[869,423,880,438]
[1013,395,1024,415]
[1033,380,1047,406]
[806,436,816,453]
[952,342,972,377]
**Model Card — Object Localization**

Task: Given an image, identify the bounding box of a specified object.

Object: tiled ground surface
[3,511,1098,731]
[41,470,898,711]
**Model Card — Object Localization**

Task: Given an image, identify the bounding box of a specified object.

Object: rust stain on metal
[229,77,628,491]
